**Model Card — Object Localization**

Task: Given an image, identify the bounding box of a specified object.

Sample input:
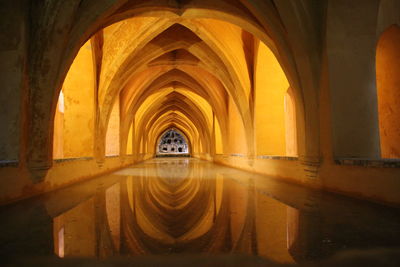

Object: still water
[1,158,400,265]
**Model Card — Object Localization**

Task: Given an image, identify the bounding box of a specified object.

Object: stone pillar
[326,0,381,159]
[0,0,26,164]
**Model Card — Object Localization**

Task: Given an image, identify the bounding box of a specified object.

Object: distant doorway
[157,129,189,157]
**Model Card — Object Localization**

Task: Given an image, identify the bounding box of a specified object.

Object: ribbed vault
[96,20,252,160]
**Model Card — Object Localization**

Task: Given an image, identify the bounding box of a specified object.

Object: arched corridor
[0,0,400,265]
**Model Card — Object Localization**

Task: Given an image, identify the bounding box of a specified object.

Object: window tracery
[158,129,189,154]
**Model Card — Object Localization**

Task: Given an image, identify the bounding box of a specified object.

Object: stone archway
[25,0,320,181]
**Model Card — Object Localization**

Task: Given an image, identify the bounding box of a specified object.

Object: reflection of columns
[54,197,97,258]
[255,192,295,263]
[227,177,250,251]
[94,191,117,259]
[232,178,257,255]
[287,209,323,263]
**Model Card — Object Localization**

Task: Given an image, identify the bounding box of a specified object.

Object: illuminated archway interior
[52,17,298,163]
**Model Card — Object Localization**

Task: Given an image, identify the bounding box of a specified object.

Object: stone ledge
[227,154,299,161]
[257,155,298,161]
[335,158,400,168]
[54,157,94,163]
[230,153,246,157]
[156,154,190,158]
[105,155,119,158]
[0,160,19,167]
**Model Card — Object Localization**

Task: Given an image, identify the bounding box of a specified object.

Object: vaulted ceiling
[27,0,322,170]
[92,17,258,156]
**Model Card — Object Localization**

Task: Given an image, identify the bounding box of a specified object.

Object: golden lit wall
[284,88,298,156]
[254,41,289,156]
[376,25,400,158]
[53,40,95,159]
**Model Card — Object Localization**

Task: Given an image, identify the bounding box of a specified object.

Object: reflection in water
[1,158,400,264]
[53,198,96,257]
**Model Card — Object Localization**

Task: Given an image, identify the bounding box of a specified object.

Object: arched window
[376,25,400,158]
[158,129,189,154]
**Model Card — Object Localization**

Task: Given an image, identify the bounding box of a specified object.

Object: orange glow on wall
[376,25,400,159]
[284,88,298,157]
[53,40,95,159]
[254,41,289,156]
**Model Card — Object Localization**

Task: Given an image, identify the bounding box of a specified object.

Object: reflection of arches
[376,25,400,158]
[285,87,298,157]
